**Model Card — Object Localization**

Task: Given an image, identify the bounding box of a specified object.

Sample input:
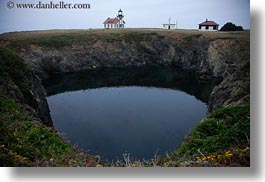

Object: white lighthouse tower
[117,9,125,28]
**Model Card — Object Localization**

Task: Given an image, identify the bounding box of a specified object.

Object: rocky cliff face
[208,62,250,111]
[18,34,214,80]
[0,30,250,119]
[206,38,250,111]
[0,48,53,126]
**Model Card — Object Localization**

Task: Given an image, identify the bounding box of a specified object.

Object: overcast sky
[0,0,250,33]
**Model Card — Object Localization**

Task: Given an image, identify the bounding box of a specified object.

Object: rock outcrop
[208,62,250,111]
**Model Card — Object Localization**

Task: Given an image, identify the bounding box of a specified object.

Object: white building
[162,18,177,30]
[162,24,176,30]
[103,9,125,29]
[198,19,219,31]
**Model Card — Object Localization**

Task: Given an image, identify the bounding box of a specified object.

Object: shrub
[220,22,244,31]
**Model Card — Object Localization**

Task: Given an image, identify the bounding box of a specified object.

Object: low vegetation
[183,34,202,42]
[0,94,94,167]
[0,29,249,52]
[0,48,31,92]
[162,105,250,167]
[3,32,161,50]
[8,34,100,50]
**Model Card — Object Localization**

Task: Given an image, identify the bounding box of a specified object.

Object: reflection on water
[43,66,219,160]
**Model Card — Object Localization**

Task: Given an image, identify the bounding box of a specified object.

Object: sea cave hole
[42,66,218,161]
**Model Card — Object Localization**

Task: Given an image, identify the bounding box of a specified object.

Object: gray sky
[0,0,250,33]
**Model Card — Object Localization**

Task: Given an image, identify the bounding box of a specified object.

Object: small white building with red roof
[103,9,125,29]
[199,19,219,31]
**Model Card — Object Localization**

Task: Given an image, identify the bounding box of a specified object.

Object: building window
[206,26,209,30]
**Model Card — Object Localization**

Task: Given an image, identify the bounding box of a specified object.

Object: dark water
[44,66,218,161]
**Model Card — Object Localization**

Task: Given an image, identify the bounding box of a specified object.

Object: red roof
[199,20,219,26]
[103,18,119,24]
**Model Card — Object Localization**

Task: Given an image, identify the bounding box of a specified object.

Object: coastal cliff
[0,29,250,166]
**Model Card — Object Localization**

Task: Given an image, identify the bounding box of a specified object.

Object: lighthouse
[117,9,125,28]
[103,9,126,29]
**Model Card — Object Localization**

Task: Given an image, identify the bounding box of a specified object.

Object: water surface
[44,67,216,160]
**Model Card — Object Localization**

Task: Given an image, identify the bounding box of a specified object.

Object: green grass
[86,32,159,43]
[0,29,249,52]
[0,94,89,167]
[174,105,250,158]
[0,48,32,97]
[6,32,162,50]
[124,32,159,42]
[183,34,202,42]
[9,34,100,50]
[0,48,31,79]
